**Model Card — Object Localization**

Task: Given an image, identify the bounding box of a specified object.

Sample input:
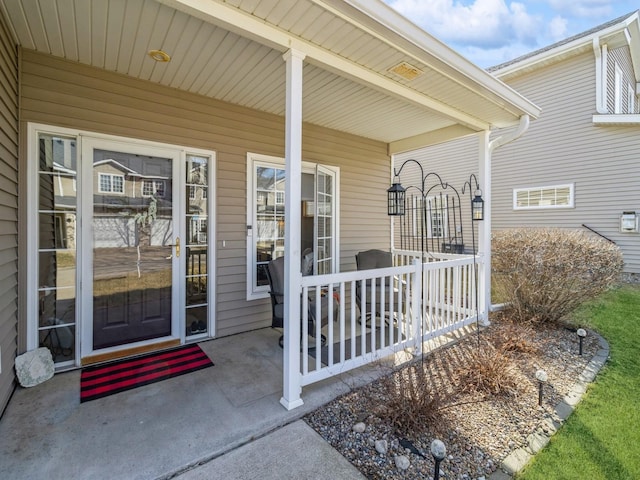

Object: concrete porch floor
[0,327,407,480]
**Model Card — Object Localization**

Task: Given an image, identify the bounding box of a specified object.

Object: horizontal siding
[0,10,18,416]
[20,49,390,338]
[492,50,640,273]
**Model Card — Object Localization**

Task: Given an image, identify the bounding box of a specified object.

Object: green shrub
[492,228,623,324]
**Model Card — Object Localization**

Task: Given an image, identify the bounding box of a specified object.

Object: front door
[30,125,216,367]
[83,139,181,353]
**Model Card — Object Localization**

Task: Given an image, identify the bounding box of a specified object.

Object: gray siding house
[395,11,640,279]
[0,0,539,414]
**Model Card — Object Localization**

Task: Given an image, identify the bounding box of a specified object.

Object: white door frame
[26,123,217,366]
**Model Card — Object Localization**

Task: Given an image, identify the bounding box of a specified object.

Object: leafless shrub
[375,361,449,433]
[492,228,623,324]
[457,341,521,398]
[489,319,538,355]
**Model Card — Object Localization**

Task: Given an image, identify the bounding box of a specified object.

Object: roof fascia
[388,124,476,155]
[330,0,540,119]
[156,0,531,130]
[494,12,640,79]
[627,19,640,82]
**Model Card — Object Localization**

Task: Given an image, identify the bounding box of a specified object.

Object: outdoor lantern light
[577,328,587,355]
[535,369,548,407]
[430,439,446,480]
[471,189,484,221]
[387,181,406,216]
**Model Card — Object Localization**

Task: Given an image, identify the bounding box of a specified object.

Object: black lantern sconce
[387,180,406,216]
[463,174,484,222]
[471,189,484,221]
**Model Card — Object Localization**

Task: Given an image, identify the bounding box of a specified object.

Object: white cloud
[548,15,568,40]
[386,0,543,49]
[546,0,614,18]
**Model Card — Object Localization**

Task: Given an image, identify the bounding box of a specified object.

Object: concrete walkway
[0,328,379,479]
[177,420,365,480]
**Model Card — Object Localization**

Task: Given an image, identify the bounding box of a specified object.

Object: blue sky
[383,0,639,68]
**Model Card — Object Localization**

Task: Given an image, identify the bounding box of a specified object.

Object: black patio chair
[266,255,338,348]
[355,249,399,326]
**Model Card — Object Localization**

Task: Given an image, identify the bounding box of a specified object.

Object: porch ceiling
[1,0,540,150]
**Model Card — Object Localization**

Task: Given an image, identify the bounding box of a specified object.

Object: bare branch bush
[492,228,623,324]
[375,360,450,434]
[457,340,522,398]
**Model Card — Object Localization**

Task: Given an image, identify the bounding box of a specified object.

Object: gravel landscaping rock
[305,316,601,480]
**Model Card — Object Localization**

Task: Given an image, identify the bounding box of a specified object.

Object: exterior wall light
[148,49,171,62]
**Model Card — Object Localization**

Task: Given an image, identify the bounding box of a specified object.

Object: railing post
[411,258,422,354]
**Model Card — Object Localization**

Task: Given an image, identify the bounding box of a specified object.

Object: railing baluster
[297,253,481,389]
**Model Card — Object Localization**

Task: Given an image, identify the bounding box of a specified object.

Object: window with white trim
[142,179,165,197]
[513,184,574,210]
[411,195,448,238]
[98,173,124,194]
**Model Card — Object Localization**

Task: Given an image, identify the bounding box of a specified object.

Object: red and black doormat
[80,344,213,403]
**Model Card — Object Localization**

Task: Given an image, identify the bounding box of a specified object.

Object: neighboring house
[0,0,539,414]
[395,11,640,280]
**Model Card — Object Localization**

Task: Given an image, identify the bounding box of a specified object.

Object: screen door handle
[170,237,180,258]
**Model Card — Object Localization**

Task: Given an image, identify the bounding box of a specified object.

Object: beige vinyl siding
[0,10,18,414]
[19,49,390,337]
[492,49,640,273]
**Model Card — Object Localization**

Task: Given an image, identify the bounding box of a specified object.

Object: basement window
[513,184,574,210]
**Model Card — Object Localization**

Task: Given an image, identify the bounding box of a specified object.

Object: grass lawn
[517,284,640,480]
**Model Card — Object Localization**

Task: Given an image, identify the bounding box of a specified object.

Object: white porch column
[280,48,306,410]
[477,131,491,326]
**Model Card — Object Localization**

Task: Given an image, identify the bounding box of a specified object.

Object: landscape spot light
[430,439,446,480]
[535,369,548,407]
[577,328,587,355]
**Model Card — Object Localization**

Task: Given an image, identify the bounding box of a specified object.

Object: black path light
[536,369,548,406]
[430,439,446,480]
[577,328,587,355]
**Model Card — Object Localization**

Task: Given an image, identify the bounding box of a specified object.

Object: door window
[36,134,78,366]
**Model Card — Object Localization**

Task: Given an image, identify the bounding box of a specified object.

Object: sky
[383,0,639,68]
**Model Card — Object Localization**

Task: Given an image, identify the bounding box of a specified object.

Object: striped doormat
[80,344,213,403]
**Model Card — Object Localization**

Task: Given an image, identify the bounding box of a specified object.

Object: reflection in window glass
[38,133,78,365]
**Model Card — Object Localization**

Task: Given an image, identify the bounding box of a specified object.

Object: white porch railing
[297,252,483,388]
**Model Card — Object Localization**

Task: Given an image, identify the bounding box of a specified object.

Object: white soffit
[0,0,540,144]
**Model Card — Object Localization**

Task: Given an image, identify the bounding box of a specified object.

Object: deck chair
[355,249,399,326]
[266,256,337,348]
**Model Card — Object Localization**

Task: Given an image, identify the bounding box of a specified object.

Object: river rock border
[488,332,610,479]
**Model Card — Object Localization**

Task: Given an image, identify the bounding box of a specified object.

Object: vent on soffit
[388,61,423,81]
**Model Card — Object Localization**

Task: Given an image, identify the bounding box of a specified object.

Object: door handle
[169,237,180,258]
